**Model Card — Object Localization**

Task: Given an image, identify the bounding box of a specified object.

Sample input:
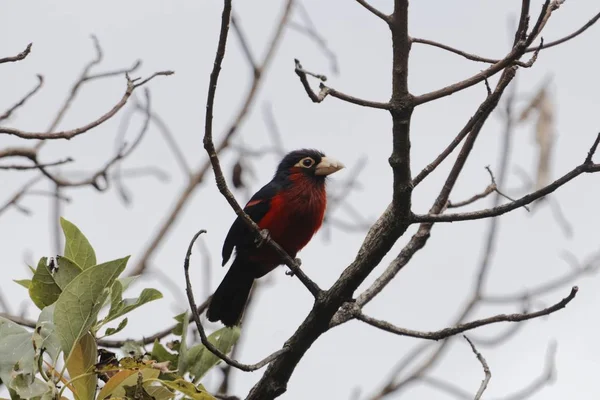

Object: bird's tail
[207,258,255,327]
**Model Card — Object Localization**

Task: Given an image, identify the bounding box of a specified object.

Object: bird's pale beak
[315,156,345,176]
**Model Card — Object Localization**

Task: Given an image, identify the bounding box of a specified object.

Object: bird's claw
[255,229,271,248]
[285,258,302,277]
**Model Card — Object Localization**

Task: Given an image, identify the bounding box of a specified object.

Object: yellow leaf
[96,370,137,400]
[65,332,97,400]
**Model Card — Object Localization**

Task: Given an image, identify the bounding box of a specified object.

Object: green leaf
[13,279,31,289]
[151,340,177,365]
[65,332,97,400]
[54,256,129,361]
[101,276,140,309]
[60,217,96,269]
[104,286,162,325]
[0,318,34,386]
[53,256,83,290]
[28,257,60,310]
[176,312,189,374]
[104,318,128,337]
[33,305,60,364]
[28,257,83,310]
[187,327,240,382]
[171,313,187,336]
[155,379,215,400]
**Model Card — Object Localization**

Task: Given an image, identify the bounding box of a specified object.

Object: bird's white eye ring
[296,157,315,168]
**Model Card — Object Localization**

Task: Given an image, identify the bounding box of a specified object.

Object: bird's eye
[301,158,314,168]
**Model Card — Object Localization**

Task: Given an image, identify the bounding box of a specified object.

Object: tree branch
[463,336,491,400]
[0,71,171,140]
[294,59,390,109]
[353,286,577,340]
[355,0,390,23]
[411,159,600,223]
[0,43,32,64]
[0,75,44,122]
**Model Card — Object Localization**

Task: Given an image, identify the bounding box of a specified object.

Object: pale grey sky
[1,0,599,399]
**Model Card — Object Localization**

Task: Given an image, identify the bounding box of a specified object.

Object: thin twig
[0,75,44,122]
[294,59,390,109]
[355,0,389,22]
[463,336,491,400]
[353,287,577,340]
[0,43,32,64]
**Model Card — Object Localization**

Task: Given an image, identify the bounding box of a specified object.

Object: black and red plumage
[206,149,345,327]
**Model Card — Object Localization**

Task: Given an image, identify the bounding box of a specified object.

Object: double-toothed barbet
[207,149,345,326]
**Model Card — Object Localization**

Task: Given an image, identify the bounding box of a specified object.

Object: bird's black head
[274,149,344,182]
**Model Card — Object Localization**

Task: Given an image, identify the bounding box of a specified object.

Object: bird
[206,149,345,327]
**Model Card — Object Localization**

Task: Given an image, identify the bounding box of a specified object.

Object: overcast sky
[1,1,600,399]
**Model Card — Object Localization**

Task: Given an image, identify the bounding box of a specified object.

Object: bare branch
[0,75,44,122]
[353,287,577,340]
[0,43,32,64]
[0,72,171,140]
[355,0,389,22]
[411,161,600,223]
[524,10,600,53]
[184,230,289,371]
[0,157,73,170]
[294,59,390,109]
[421,342,556,400]
[412,37,534,67]
[464,336,491,400]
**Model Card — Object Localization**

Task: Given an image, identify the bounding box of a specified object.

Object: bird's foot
[255,229,271,248]
[285,258,302,277]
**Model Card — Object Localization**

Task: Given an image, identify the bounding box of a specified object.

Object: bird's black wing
[221,180,281,266]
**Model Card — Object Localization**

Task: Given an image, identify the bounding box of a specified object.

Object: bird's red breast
[249,172,326,270]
